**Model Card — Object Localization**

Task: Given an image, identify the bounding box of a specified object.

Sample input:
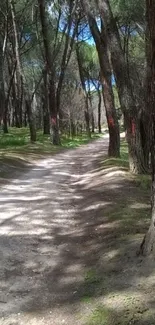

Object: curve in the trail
[0,137,111,324]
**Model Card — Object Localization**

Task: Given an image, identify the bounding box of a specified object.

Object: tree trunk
[84,98,91,139]
[71,118,76,138]
[10,0,23,127]
[26,99,36,143]
[38,0,60,145]
[56,3,79,128]
[43,109,50,135]
[81,1,120,157]
[139,0,155,255]
[97,0,145,171]
[0,37,5,125]
[95,26,120,157]
[98,88,102,133]
[48,76,61,145]
[102,83,120,157]
[91,112,95,133]
[76,45,91,139]
[3,104,8,134]
[124,112,146,173]
[42,70,50,135]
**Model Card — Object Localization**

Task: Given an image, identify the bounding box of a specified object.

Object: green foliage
[110,0,145,25]
[77,41,100,87]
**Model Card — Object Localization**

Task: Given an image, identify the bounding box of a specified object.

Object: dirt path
[0,138,155,325]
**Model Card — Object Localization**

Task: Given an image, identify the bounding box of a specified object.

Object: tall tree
[0,0,7,128]
[38,0,61,145]
[76,44,91,138]
[139,0,155,255]
[81,0,120,157]
[96,0,146,173]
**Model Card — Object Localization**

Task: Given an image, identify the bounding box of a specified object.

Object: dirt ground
[0,137,155,325]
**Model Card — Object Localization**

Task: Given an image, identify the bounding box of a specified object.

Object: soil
[0,137,155,325]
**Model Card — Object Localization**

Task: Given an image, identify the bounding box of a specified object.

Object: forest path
[0,137,154,325]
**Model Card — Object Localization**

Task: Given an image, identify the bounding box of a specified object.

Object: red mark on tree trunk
[51,117,56,125]
[108,117,115,127]
[131,119,136,136]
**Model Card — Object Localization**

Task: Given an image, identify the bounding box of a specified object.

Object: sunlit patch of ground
[0,136,155,325]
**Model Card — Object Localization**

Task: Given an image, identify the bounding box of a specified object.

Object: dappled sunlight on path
[0,138,154,325]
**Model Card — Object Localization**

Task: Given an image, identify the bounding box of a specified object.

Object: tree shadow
[0,138,154,324]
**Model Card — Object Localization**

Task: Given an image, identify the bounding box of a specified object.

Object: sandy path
[0,138,110,324]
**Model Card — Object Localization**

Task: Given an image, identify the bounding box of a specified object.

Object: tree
[139,0,155,255]
[96,0,146,173]
[76,42,91,138]
[81,0,120,157]
[38,0,61,145]
[0,0,7,128]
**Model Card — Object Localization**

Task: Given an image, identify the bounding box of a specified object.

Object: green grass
[85,306,110,325]
[108,202,150,230]
[81,269,105,300]
[84,270,101,285]
[84,304,149,325]
[0,128,103,179]
[102,141,129,170]
[0,127,102,152]
[135,174,151,191]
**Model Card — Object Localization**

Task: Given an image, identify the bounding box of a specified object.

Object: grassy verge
[101,140,129,170]
[79,140,152,325]
[0,127,102,153]
[101,140,151,189]
[0,127,102,180]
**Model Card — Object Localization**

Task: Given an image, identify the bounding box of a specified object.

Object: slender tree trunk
[26,99,36,143]
[3,105,8,133]
[70,115,76,138]
[43,109,50,135]
[38,0,60,145]
[85,96,91,138]
[56,1,79,129]
[42,70,50,135]
[76,45,91,139]
[91,112,95,133]
[0,37,5,126]
[97,87,102,133]
[49,75,60,145]
[10,0,23,127]
[81,1,120,157]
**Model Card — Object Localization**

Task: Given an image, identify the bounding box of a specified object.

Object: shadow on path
[0,138,154,324]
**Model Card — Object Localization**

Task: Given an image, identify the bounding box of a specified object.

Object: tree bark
[98,88,102,133]
[124,112,146,173]
[81,0,120,156]
[91,112,95,133]
[26,99,36,143]
[88,13,120,156]
[97,0,145,171]
[139,0,155,255]
[76,45,91,139]
[42,69,50,135]
[84,97,91,138]
[38,0,60,145]
[10,0,23,127]
[0,38,5,126]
